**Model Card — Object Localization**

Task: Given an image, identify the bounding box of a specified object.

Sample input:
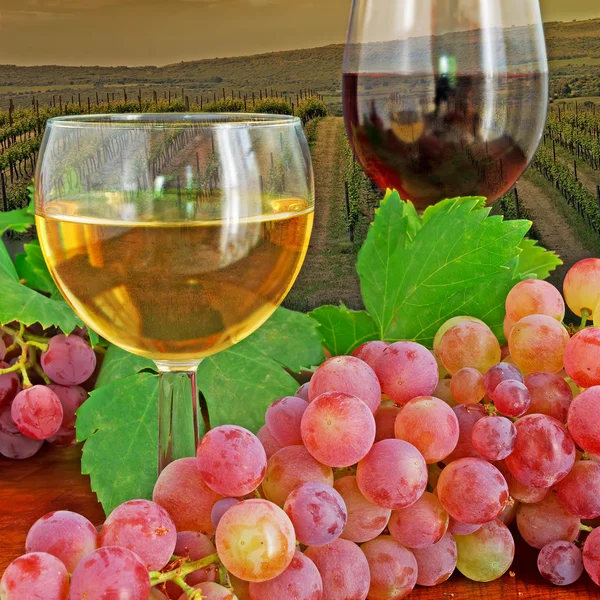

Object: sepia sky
[0,0,599,66]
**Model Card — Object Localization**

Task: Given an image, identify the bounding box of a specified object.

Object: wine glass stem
[154,360,202,474]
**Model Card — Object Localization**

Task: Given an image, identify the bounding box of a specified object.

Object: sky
[0,0,599,66]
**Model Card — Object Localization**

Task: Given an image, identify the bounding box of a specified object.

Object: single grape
[412,532,458,587]
[484,362,524,398]
[508,315,569,375]
[447,517,481,535]
[26,510,98,572]
[262,445,334,506]
[301,391,375,467]
[211,498,241,529]
[361,535,417,600]
[357,439,427,510]
[564,328,600,389]
[150,589,169,600]
[0,362,20,408]
[230,575,251,600]
[516,493,581,549]
[284,482,347,547]
[0,402,18,434]
[248,550,323,600]
[443,403,487,463]
[374,341,439,405]
[394,396,459,464]
[265,396,308,447]
[0,428,44,459]
[41,334,97,386]
[583,527,600,585]
[435,319,501,375]
[308,355,381,413]
[563,258,600,317]
[351,341,389,370]
[491,379,531,417]
[0,552,69,600]
[504,414,575,488]
[498,499,519,526]
[495,461,550,504]
[433,378,458,408]
[304,538,370,600]
[256,425,283,459]
[197,425,267,497]
[153,457,223,534]
[433,316,483,352]
[450,367,486,405]
[455,520,515,582]
[374,404,400,442]
[99,499,177,571]
[295,382,310,401]
[437,458,509,525]
[567,387,600,455]
[556,461,600,520]
[215,499,296,583]
[10,385,63,440]
[538,541,584,586]
[388,491,448,549]
[524,372,573,422]
[506,279,565,323]
[46,384,88,447]
[334,476,391,543]
[69,546,151,600]
[471,416,517,461]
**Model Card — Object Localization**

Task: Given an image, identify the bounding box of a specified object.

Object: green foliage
[296,97,328,124]
[517,239,563,280]
[254,98,293,115]
[0,200,34,234]
[15,240,59,295]
[201,98,245,113]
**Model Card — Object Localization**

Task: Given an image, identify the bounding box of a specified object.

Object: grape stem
[579,309,591,331]
[149,552,220,586]
[172,576,203,598]
[1,325,49,350]
[580,524,594,533]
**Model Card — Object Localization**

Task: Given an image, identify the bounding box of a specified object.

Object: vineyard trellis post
[597,186,600,213]
[574,160,578,182]
[514,186,520,220]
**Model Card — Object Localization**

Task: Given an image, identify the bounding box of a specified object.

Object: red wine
[343,73,548,209]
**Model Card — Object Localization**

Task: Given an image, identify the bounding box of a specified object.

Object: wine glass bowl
[343,0,549,209]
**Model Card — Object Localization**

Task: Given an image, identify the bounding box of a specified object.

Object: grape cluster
[0,326,97,460]
[7,258,600,598]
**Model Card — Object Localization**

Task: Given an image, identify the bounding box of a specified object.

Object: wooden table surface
[1,445,598,599]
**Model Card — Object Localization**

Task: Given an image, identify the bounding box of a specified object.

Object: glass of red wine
[343,0,549,209]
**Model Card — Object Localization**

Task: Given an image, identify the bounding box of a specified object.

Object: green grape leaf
[15,240,59,295]
[0,239,19,282]
[515,238,563,281]
[309,303,379,356]
[0,204,35,235]
[95,344,155,388]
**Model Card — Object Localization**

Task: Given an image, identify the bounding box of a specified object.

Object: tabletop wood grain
[1,445,599,599]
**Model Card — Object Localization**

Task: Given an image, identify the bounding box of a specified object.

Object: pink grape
[412,533,458,586]
[538,541,584,586]
[498,499,519,527]
[153,457,223,534]
[361,535,418,600]
[517,493,581,549]
[567,387,600,455]
[41,334,96,386]
[295,382,310,401]
[433,379,458,408]
[265,396,308,447]
[304,538,370,600]
[351,341,389,370]
[0,362,20,408]
[256,425,283,459]
[491,379,531,417]
[504,314,516,340]
[284,482,347,546]
[197,425,267,497]
[308,355,381,413]
[495,461,550,504]
[150,589,168,600]
[11,385,63,440]
[447,517,481,535]
[248,550,323,600]
[508,315,569,375]
[334,476,391,543]
[357,439,427,510]
[484,362,524,397]
[0,552,69,600]
[262,445,334,506]
[0,428,43,459]
[231,575,251,600]
[69,546,151,600]
[450,367,486,405]
[374,404,400,442]
[167,531,218,595]
[178,583,237,600]
[564,328,600,389]
[26,510,98,572]
[435,319,501,375]
[583,527,600,585]
[443,403,487,463]
[504,414,575,488]
[563,258,600,317]
[0,401,18,434]
[506,279,565,323]
[437,458,509,524]
[524,372,573,422]
[374,341,438,405]
[556,460,600,519]
[388,491,448,549]
[471,416,517,461]
[211,498,241,529]
[99,499,177,571]
[301,391,375,467]
[394,396,459,463]
[215,499,296,582]
[46,384,88,447]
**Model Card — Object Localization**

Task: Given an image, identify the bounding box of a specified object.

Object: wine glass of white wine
[35,113,314,471]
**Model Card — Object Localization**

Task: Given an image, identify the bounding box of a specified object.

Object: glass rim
[46,112,302,129]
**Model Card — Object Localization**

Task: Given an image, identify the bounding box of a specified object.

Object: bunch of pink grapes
[7,258,600,598]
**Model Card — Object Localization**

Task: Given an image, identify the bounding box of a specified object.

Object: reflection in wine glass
[343,0,549,208]
[35,114,314,471]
